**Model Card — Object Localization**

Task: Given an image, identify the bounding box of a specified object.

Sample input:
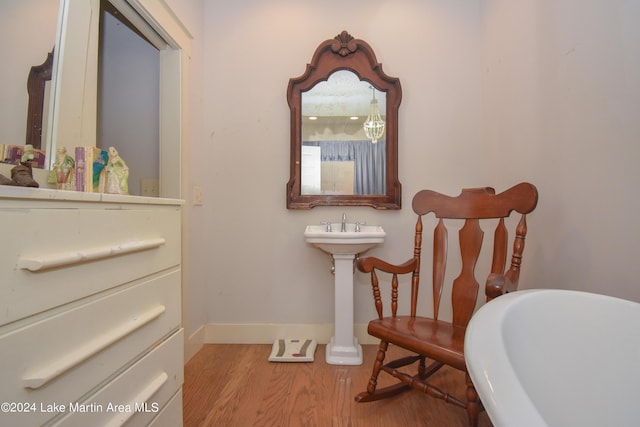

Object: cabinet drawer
[51,329,184,427]
[0,206,180,326]
[147,389,183,427]
[0,271,180,427]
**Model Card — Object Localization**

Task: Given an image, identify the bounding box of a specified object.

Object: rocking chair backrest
[410,183,538,328]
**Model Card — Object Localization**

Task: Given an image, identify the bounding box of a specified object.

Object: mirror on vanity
[1,0,189,198]
[1,0,60,169]
[287,31,402,209]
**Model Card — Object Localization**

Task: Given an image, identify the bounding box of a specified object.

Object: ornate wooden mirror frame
[26,49,54,150]
[286,31,402,209]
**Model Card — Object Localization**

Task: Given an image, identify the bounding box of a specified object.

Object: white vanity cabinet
[0,187,184,427]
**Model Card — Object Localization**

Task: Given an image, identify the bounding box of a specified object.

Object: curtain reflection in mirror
[302,140,386,195]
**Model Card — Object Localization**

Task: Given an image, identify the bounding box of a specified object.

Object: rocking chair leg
[366,340,387,394]
[465,372,482,427]
[356,340,412,402]
[418,355,426,378]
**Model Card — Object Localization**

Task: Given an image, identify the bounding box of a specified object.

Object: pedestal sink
[304,222,385,365]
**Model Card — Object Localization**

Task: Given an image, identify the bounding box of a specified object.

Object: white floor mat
[268,339,317,362]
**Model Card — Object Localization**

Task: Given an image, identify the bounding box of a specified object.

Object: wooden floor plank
[183,344,493,427]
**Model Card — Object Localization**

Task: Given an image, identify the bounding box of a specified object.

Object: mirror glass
[301,70,386,196]
[287,31,401,209]
[1,0,61,167]
[98,2,161,196]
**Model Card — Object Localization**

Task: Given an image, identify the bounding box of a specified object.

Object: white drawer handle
[105,371,169,427]
[22,305,166,389]
[18,237,166,272]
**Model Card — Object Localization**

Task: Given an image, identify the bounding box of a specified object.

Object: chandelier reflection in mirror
[363,87,385,143]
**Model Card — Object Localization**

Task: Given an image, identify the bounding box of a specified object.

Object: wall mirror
[1,0,60,166]
[287,31,402,209]
[1,0,189,198]
[52,0,187,198]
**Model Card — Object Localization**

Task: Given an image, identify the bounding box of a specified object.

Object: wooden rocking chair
[355,183,538,426]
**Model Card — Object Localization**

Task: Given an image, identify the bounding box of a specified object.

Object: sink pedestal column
[326,253,362,365]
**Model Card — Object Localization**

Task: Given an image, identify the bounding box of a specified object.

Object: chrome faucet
[341,212,347,232]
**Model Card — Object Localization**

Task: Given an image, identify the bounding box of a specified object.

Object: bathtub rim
[465,288,640,427]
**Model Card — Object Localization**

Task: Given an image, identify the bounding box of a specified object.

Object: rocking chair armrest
[356,256,418,275]
[485,273,517,301]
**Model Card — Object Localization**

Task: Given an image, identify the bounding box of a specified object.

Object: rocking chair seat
[368,316,466,370]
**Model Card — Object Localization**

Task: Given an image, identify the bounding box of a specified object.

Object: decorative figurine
[21,144,35,164]
[104,146,129,195]
[47,146,75,190]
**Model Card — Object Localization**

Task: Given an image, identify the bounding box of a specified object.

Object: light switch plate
[140,178,159,197]
[193,185,203,206]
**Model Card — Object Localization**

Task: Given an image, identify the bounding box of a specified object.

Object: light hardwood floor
[183,344,493,427]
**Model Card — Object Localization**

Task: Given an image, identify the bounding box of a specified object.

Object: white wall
[195,0,484,336]
[481,0,640,299]
[162,0,205,344]
[164,0,639,345]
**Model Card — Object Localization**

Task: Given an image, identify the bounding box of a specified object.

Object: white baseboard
[201,323,378,345]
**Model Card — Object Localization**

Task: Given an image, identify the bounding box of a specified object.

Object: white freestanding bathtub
[465,289,640,427]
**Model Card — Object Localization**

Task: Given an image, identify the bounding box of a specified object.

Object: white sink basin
[304,223,385,255]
